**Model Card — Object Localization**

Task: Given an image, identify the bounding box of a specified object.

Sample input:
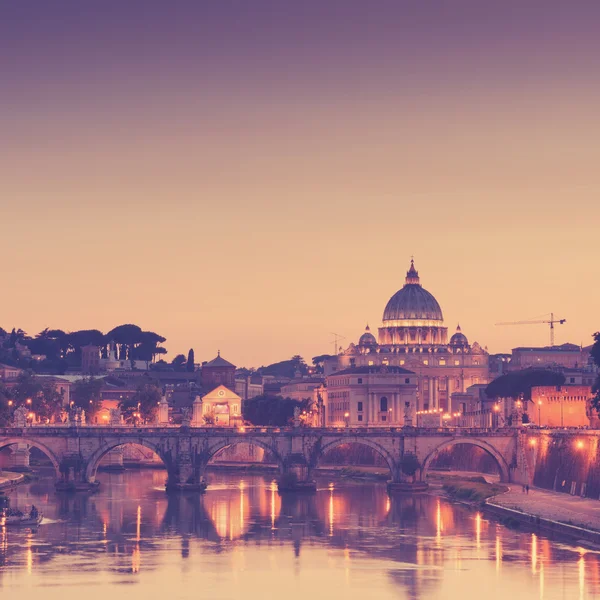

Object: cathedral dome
[358,325,377,347]
[382,260,443,323]
[449,325,469,347]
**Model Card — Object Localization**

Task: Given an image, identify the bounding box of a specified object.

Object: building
[201,352,236,392]
[0,363,22,382]
[320,366,417,427]
[197,384,243,427]
[530,385,597,428]
[234,373,264,401]
[324,260,490,413]
[510,344,590,371]
[280,375,325,403]
[81,344,102,374]
[80,344,152,373]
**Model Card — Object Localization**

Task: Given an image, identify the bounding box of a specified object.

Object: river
[1,469,598,599]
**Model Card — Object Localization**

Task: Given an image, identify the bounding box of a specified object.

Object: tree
[119,383,162,424]
[186,349,195,372]
[0,383,12,426]
[312,354,333,374]
[11,371,64,422]
[106,324,143,362]
[485,368,565,403]
[242,394,301,426]
[72,377,104,420]
[400,453,421,481]
[171,354,186,372]
[258,356,308,379]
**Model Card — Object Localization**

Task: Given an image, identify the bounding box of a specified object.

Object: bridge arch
[85,439,170,483]
[421,438,511,483]
[0,437,61,478]
[312,437,397,476]
[205,437,285,472]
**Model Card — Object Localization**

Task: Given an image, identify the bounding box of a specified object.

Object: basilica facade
[323,260,490,414]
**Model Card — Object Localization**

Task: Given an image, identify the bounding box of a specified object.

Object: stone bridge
[0,425,530,493]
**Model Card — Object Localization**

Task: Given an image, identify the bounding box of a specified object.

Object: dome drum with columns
[324,259,490,414]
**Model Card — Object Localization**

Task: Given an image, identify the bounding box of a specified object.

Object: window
[570,378,575,383]
[439,359,446,366]
[231,404,239,415]
[423,360,429,365]
[381,415,387,422]
[454,360,460,366]
[400,360,405,365]
[368,360,374,366]
[405,378,410,384]
[358,402,363,412]
[358,415,363,422]
[358,378,362,384]
[380,396,388,412]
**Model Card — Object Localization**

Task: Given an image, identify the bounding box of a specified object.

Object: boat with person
[1,505,43,527]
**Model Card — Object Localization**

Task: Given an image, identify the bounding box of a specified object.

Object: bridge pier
[165,461,207,493]
[386,464,429,494]
[9,443,32,472]
[277,455,316,494]
[55,455,100,493]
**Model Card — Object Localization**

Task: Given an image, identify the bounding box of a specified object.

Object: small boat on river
[1,506,43,527]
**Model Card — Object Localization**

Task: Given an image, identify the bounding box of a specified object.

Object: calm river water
[1,470,599,600]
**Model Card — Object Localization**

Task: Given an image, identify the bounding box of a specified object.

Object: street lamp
[537,400,542,426]
[388,407,392,424]
[344,412,349,428]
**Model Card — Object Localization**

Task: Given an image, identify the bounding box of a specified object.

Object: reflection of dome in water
[358,325,377,347]
[382,260,443,323]
[449,325,469,347]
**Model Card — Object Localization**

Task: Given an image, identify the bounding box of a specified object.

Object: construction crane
[495,313,566,347]
[330,332,346,355]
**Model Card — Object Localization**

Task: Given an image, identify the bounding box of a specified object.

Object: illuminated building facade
[318,366,418,427]
[324,260,490,413]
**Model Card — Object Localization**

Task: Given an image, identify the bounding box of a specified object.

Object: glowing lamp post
[344,412,350,428]
[537,400,542,426]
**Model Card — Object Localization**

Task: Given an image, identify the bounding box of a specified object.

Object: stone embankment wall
[532,433,600,499]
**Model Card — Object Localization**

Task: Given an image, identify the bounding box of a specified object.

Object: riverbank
[486,485,600,544]
[0,470,25,491]
[206,463,390,480]
[429,473,600,546]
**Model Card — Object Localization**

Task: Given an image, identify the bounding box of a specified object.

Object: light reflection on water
[0,470,599,599]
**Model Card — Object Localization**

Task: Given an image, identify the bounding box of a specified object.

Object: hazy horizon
[2,1,598,367]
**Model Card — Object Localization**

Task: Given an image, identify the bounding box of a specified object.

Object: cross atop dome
[405,258,420,285]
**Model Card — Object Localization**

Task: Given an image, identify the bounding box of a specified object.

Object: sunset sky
[1,1,599,367]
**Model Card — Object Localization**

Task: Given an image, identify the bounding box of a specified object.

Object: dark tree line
[0,323,167,374]
[242,394,308,426]
[485,368,566,403]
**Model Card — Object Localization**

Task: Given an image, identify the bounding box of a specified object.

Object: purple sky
[1,1,599,365]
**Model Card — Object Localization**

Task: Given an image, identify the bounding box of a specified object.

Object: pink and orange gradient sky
[1,1,598,367]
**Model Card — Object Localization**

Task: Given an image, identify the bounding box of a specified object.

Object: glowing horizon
[1,1,598,367]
